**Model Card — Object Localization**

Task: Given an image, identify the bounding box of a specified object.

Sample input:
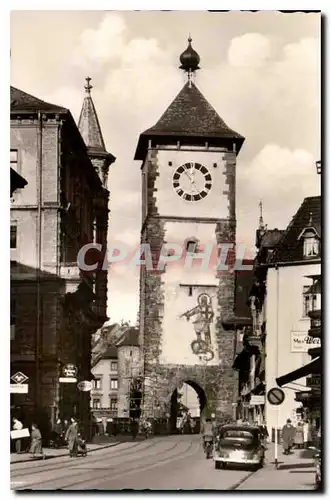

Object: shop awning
[276,357,321,387]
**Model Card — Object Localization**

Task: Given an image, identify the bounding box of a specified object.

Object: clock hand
[183,169,192,182]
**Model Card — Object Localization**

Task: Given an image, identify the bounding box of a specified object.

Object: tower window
[186,239,198,253]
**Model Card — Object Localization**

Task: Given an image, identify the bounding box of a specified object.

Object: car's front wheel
[215,461,222,470]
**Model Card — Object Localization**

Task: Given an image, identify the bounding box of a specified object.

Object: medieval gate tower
[134,39,245,423]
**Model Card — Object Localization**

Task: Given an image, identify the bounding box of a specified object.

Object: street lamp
[316,161,321,175]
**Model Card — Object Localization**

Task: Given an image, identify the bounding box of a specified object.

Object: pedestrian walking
[302,420,309,448]
[29,424,45,459]
[281,419,295,455]
[65,419,79,457]
[51,418,62,447]
[294,422,304,449]
[12,417,23,454]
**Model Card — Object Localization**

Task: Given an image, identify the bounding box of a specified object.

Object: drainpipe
[36,112,43,415]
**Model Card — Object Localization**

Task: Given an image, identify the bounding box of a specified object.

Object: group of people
[12,417,44,458]
[12,416,86,459]
[281,419,319,455]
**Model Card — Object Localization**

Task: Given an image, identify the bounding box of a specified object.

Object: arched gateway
[135,39,244,423]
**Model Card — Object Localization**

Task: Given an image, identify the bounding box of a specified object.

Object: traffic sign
[11,372,28,384]
[77,381,93,392]
[267,387,285,406]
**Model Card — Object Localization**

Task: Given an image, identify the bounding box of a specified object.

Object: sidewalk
[237,445,316,491]
[10,441,119,464]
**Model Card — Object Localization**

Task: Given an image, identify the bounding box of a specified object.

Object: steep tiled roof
[269,196,321,265]
[259,229,285,249]
[11,86,67,113]
[117,327,140,347]
[102,345,118,359]
[134,81,244,160]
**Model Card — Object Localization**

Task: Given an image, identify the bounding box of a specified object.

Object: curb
[10,441,120,464]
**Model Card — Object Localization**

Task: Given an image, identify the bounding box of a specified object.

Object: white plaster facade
[91,358,119,411]
[265,263,321,435]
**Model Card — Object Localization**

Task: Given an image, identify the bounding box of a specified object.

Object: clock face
[172,162,212,201]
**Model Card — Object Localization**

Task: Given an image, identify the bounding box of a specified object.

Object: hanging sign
[59,364,78,383]
[11,372,29,384]
[77,381,93,392]
[63,364,78,378]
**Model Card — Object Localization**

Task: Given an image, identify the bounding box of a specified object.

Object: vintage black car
[214,424,265,470]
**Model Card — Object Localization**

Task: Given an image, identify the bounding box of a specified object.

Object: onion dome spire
[179,36,200,87]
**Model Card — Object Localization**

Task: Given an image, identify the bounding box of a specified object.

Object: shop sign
[306,375,321,388]
[291,332,321,353]
[62,364,78,378]
[250,395,265,405]
[77,381,93,392]
[10,383,28,394]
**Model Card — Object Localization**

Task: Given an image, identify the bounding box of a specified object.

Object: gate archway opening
[170,381,206,434]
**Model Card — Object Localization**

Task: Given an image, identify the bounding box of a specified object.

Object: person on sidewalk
[65,419,78,457]
[294,422,304,449]
[303,420,309,448]
[282,419,295,455]
[13,417,23,454]
[29,424,45,459]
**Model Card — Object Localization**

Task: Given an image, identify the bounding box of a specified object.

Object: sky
[10,10,321,324]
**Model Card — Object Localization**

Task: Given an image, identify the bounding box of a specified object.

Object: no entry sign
[267,387,285,406]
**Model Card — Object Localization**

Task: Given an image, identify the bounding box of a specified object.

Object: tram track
[11,438,162,478]
[62,441,199,490]
[14,439,196,490]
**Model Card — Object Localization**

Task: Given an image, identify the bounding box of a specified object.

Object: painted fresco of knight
[181,293,215,361]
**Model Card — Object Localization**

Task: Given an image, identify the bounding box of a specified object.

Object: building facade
[233,213,284,424]
[265,196,321,435]
[90,326,140,425]
[91,345,119,416]
[136,39,245,423]
[10,82,114,439]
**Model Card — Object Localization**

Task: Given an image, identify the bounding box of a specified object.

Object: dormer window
[303,234,319,258]
[298,214,320,259]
